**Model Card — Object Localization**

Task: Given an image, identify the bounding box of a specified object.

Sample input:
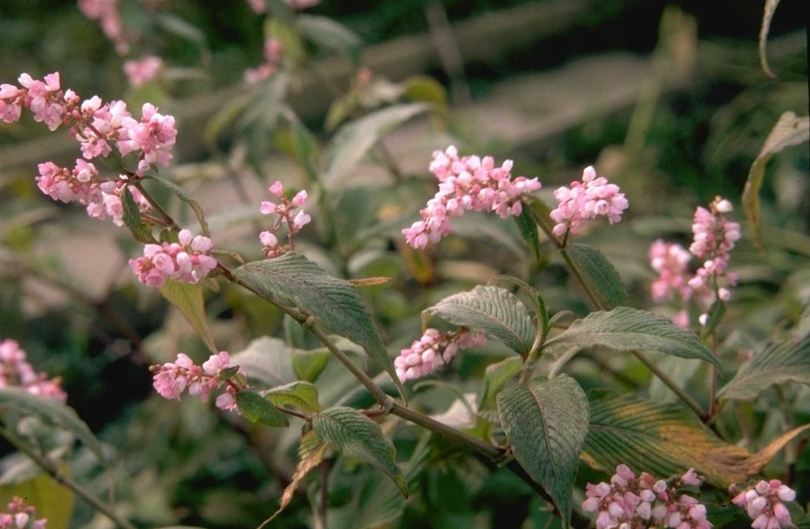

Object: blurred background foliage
[0,0,807,528]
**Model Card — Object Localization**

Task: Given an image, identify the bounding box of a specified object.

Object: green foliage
[565,244,628,308]
[236,390,289,427]
[158,279,218,354]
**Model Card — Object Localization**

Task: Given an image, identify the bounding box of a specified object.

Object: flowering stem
[0,424,138,529]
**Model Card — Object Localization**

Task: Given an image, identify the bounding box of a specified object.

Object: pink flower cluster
[244,38,283,84]
[0,497,46,529]
[151,351,241,413]
[731,480,796,529]
[129,229,217,287]
[394,328,487,381]
[649,197,740,326]
[550,166,629,238]
[402,146,542,249]
[123,56,164,88]
[78,0,129,55]
[259,180,311,258]
[583,465,711,529]
[0,340,66,403]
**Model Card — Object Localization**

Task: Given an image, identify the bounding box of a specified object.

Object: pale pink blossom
[0,497,47,529]
[129,229,217,287]
[258,181,311,257]
[731,480,796,529]
[117,103,177,175]
[550,165,628,238]
[402,146,541,248]
[394,328,486,381]
[0,340,66,403]
[123,56,163,88]
[151,351,243,413]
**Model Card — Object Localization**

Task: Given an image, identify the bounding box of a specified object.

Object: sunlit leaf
[158,279,217,354]
[231,336,295,388]
[312,407,407,497]
[743,112,809,248]
[264,381,321,414]
[402,75,448,108]
[718,334,810,400]
[497,376,589,529]
[427,285,536,356]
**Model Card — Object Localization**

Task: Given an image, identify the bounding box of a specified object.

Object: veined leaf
[159,279,217,354]
[233,254,403,397]
[584,391,810,487]
[0,389,105,467]
[323,103,428,189]
[230,336,295,388]
[514,206,542,261]
[743,112,809,248]
[566,244,628,308]
[236,391,289,427]
[428,285,536,357]
[264,381,321,414]
[312,407,407,497]
[543,307,720,370]
[718,335,810,400]
[497,376,589,529]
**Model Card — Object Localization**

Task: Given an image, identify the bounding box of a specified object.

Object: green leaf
[158,279,217,354]
[479,356,522,410]
[230,336,295,388]
[743,112,810,248]
[121,187,153,243]
[0,388,105,466]
[759,0,782,77]
[143,174,210,237]
[236,391,289,427]
[265,0,294,26]
[265,381,321,414]
[293,348,331,382]
[233,254,403,397]
[0,473,73,529]
[312,407,407,497]
[543,307,720,370]
[401,75,448,108]
[297,15,362,64]
[514,206,541,262]
[427,285,536,356]
[717,335,810,400]
[497,376,589,528]
[323,103,428,189]
[565,244,628,308]
[700,299,726,340]
[583,391,810,487]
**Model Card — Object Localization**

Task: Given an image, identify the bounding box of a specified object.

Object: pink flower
[550,166,628,238]
[258,181,311,257]
[123,56,163,88]
[0,340,66,403]
[118,103,177,175]
[730,480,796,529]
[151,351,242,412]
[402,146,541,248]
[129,229,217,287]
[0,497,47,529]
[394,328,486,381]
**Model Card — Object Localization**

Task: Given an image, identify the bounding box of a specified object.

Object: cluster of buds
[394,328,487,381]
[244,38,283,84]
[402,146,542,249]
[731,480,796,529]
[582,465,711,529]
[123,56,164,88]
[0,497,46,529]
[151,351,242,413]
[550,166,629,238]
[259,180,311,258]
[649,197,740,326]
[129,229,218,287]
[0,340,66,403]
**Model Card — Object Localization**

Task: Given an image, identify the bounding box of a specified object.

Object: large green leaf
[297,15,362,65]
[0,389,105,466]
[717,335,810,400]
[323,103,428,189]
[566,244,628,308]
[584,391,810,487]
[497,376,589,529]
[264,381,321,414]
[427,285,536,356]
[743,112,809,248]
[235,390,289,427]
[543,307,720,369]
[312,407,407,497]
[230,336,295,388]
[233,254,402,395]
[159,279,217,354]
